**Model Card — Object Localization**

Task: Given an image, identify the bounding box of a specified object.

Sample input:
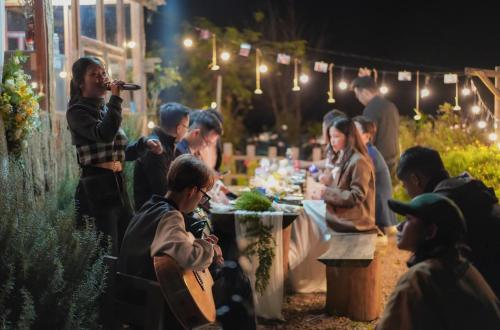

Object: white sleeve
[150,210,214,271]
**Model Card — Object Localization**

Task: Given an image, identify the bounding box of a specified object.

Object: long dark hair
[68,56,104,106]
[327,117,369,165]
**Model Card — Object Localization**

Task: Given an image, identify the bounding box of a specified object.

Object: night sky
[146,1,500,136]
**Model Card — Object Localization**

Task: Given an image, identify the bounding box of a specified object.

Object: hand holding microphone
[105,79,141,97]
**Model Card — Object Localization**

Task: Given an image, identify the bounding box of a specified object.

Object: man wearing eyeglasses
[133,102,191,210]
[175,109,222,159]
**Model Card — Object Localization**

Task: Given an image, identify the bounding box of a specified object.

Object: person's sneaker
[384,225,398,236]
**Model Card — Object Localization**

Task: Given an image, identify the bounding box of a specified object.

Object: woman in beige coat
[320,117,376,232]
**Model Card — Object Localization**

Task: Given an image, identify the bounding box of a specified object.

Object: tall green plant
[0,160,107,329]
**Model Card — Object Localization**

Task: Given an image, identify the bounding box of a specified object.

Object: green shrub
[0,160,107,329]
[234,191,272,212]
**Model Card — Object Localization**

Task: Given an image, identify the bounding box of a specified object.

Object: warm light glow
[183,38,193,48]
[259,64,268,73]
[338,80,348,90]
[453,105,461,111]
[478,120,487,129]
[31,82,38,89]
[488,132,497,141]
[379,85,389,95]
[211,102,217,109]
[299,74,309,84]
[471,105,481,114]
[414,114,422,121]
[127,41,136,49]
[147,121,155,129]
[254,88,263,95]
[421,88,430,98]
[462,87,471,96]
[281,125,288,131]
[292,86,301,91]
[220,51,231,61]
[59,71,68,79]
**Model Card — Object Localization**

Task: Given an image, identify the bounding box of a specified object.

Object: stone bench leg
[325,251,381,322]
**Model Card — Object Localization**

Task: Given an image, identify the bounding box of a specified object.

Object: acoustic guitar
[153,254,216,329]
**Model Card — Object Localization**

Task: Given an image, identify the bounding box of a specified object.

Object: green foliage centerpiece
[234,191,276,294]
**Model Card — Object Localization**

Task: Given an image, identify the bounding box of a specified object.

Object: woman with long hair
[320,117,376,232]
[66,56,161,255]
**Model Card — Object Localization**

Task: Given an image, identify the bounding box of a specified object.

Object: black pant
[75,166,133,256]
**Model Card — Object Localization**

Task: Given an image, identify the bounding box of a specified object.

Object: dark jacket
[118,196,178,280]
[367,143,397,228]
[133,128,176,210]
[324,150,376,232]
[174,139,191,157]
[430,174,500,298]
[363,95,400,166]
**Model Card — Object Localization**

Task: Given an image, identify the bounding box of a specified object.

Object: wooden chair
[102,256,167,330]
[318,231,386,322]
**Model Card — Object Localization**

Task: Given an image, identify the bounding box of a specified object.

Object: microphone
[105,83,141,91]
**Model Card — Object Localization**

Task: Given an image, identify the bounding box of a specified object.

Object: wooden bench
[102,256,168,329]
[317,231,383,322]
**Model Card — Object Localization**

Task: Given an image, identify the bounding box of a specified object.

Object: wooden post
[34,0,50,111]
[495,66,500,137]
[130,1,146,112]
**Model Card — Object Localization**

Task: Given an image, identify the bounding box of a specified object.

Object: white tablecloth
[288,200,331,293]
[235,211,284,320]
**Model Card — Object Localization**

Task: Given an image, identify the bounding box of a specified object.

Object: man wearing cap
[377,193,500,330]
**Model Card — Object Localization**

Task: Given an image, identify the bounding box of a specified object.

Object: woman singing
[66,56,161,255]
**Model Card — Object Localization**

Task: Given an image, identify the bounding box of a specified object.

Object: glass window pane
[104,1,118,45]
[80,0,97,39]
[124,2,131,44]
[5,6,27,50]
[52,2,70,111]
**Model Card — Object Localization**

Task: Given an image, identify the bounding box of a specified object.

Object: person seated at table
[133,102,191,210]
[396,146,500,298]
[353,116,397,234]
[377,193,500,329]
[119,155,256,329]
[175,110,222,158]
[319,117,376,232]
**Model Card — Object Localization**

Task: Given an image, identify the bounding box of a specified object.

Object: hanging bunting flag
[398,71,412,81]
[239,43,251,57]
[292,58,300,91]
[444,73,458,84]
[314,61,328,73]
[199,29,211,40]
[327,63,335,103]
[277,53,291,65]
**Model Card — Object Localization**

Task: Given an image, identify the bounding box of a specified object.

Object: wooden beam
[34,0,49,111]
[476,71,500,99]
[465,67,500,78]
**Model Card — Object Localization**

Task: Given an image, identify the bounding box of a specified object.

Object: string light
[31,82,38,89]
[292,58,301,91]
[220,51,230,61]
[59,71,68,79]
[259,64,268,73]
[338,80,348,90]
[210,34,220,71]
[421,87,430,98]
[299,73,309,84]
[147,121,155,129]
[471,104,481,114]
[127,41,136,49]
[379,85,389,95]
[478,120,487,129]
[327,63,335,103]
[254,48,263,95]
[183,38,193,48]
[488,132,497,141]
[211,102,217,109]
[462,86,471,96]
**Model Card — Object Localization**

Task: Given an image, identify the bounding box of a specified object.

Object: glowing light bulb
[299,74,309,84]
[59,71,68,79]
[462,87,471,96]
[379,85,389,95]
[254,89,263,95]
[147,121,155,129]
[488,132,497,141]
[338,80,348,90]
[127,41,136,49]
[259,64,268,73]
[31,82,38,89]
[211,102,217,109]
[220,51,230,61]
[414,114,422,121]
[421,87,430,98]
[183,38,193,48]
[478,120,487,129]
[471,105,481,114]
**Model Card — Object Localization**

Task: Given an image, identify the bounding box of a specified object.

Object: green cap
[388,193,467,243]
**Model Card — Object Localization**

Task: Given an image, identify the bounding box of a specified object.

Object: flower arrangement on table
[0,52,41,156]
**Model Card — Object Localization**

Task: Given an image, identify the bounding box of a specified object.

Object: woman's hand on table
[319,170,332,185]
[147,139,163,154]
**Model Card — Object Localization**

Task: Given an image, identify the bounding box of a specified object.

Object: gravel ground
[258,236,410,330]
